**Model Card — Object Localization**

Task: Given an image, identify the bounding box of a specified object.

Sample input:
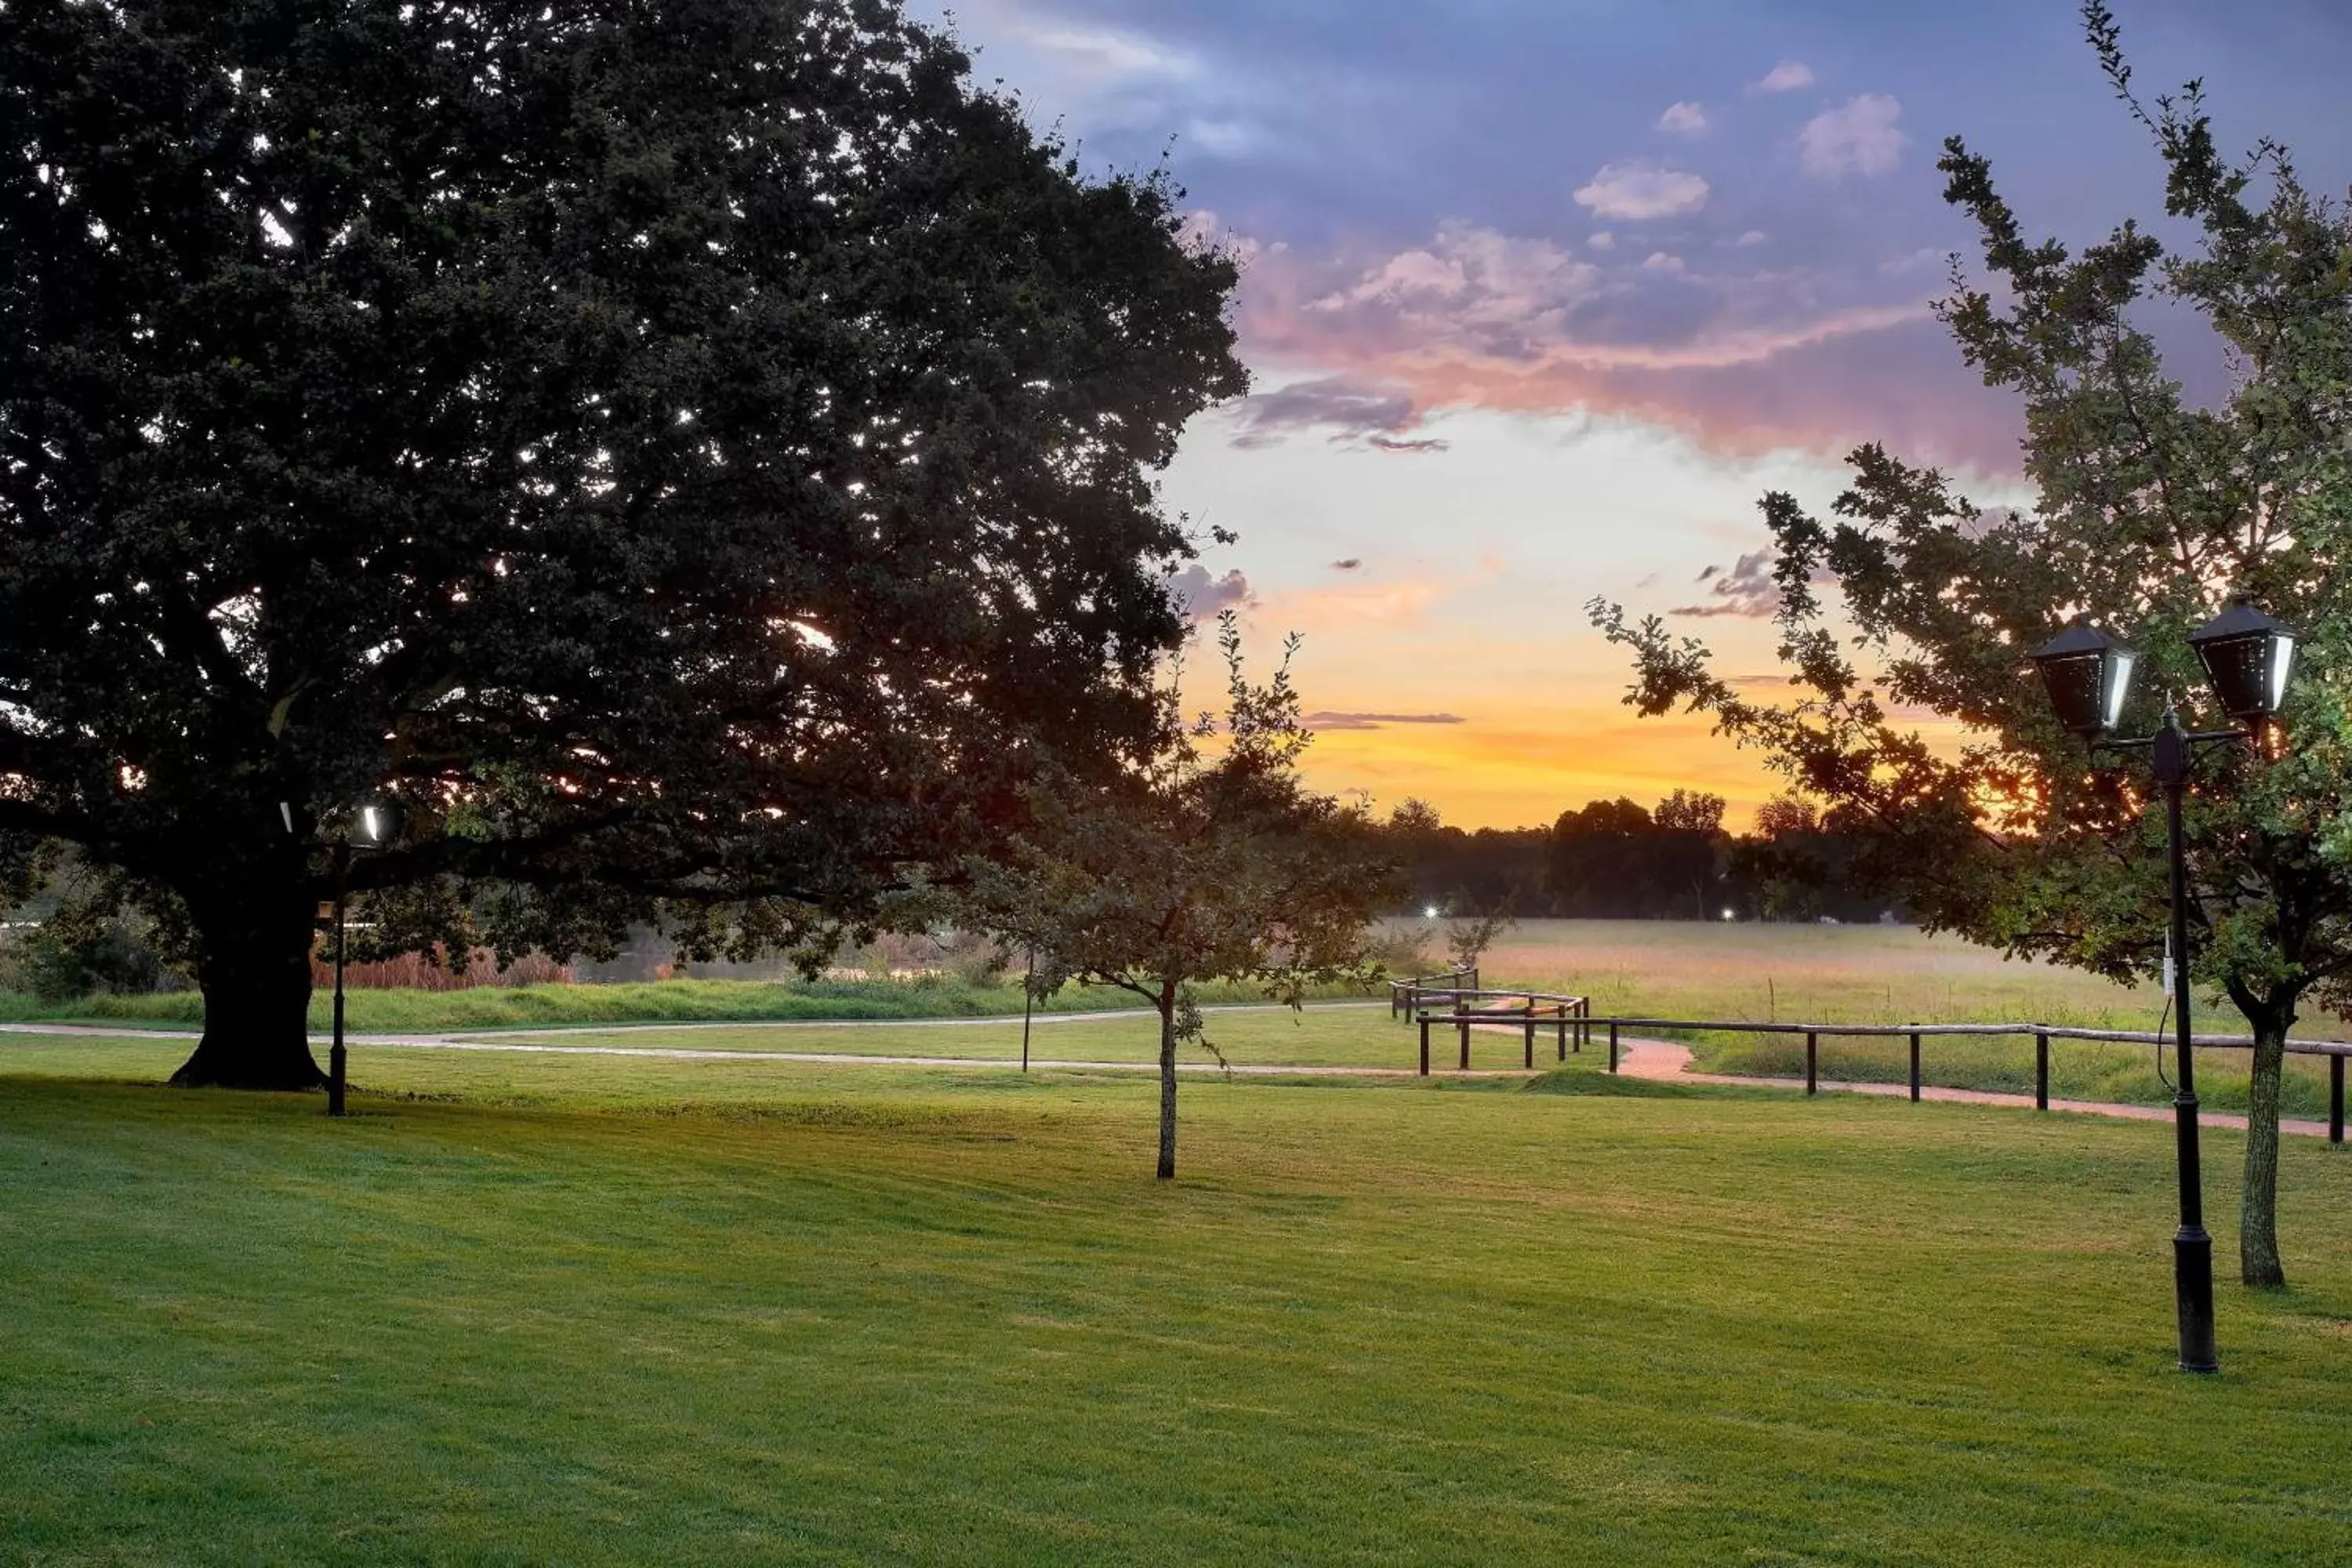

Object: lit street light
[2031,597,2299,1374]
[289,799,403,1117]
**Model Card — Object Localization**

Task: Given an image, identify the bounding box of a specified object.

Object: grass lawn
[0,974,1374,1035]
[5,1031,2352,1563]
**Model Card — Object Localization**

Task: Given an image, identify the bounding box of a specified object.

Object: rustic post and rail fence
[1392,981,2351,1142]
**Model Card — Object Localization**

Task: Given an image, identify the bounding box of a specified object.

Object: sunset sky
[912,0,2352,829]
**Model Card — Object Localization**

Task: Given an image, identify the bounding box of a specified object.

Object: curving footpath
[1613,1035,2337,1139]
[3,1014,2339,1135]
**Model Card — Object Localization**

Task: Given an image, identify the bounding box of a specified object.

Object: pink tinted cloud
[1232,223,2022,473]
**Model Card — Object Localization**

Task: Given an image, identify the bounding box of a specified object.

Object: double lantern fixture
[2031,598,2298,742]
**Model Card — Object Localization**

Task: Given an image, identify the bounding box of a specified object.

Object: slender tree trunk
[168,884,325,1091]
[1156,982,1178,1181]
[2239,1017,2289,1288]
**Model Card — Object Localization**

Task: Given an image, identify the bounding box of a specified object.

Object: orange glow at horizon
[1294,702,1785,831]
[1290,696,1980,833]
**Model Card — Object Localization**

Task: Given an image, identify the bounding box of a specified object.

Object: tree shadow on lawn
[1520,1069,1790,1100]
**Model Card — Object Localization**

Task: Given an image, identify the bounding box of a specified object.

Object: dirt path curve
[0,999,1386,1047]
[1614,1034,2339,1140]
[0,1014,1519,1080]
[349,1037,1540,1076]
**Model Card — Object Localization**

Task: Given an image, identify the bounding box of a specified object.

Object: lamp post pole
[2154,712,2218,1373]
[2034,601,2301,1374]
[1021,945,1034,1075]
[328,840,350,1118]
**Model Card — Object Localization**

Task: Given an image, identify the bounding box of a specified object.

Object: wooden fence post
[2035,1031,2049,1112]
[2331,1054,2343,1145]
[1806,1031,1817,1095]
[1608,1020,1619,1073]
[1909,1033,1921,1102]
[1418,1014,1430,1076]
[1556,1005,1568,1062]
[1459,1013,1471,1071]
[1523,1010,1535,1070]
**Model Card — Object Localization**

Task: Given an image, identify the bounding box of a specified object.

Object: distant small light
[1721,908,1736,921]
[1424,906,1439,920]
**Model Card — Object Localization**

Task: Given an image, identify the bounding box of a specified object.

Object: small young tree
[971,615,1403,1178]
[1592,2,2352,1284]
[1444,898,1516,975]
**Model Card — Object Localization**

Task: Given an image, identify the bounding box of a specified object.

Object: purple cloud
[1302,710,1468,731]
[1169,564,1255,618]
[1673,550,1782,619]
[1229,375,1435,450]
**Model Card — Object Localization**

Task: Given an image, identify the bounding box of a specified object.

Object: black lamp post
[325,801,401,1118]
[2031,599,2299,1375]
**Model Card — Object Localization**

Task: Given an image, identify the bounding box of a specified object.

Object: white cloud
[1334,247,1471,307]
[1177,210,1265,266]
[1799,93,1905,178]
[1658,100,1709,136]
[1572,162,1710,222]
[1288,220,1610,365]
[1733,230,1769,248]
[1185,118,1261,158]
[1031,27,1199,82]
[1757,60,1815,93]
[1588,231,1616,250]
[1642,252,1686,273]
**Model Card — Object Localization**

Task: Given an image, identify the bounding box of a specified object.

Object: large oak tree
[0,0,1245,1087]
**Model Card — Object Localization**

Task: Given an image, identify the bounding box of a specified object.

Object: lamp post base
[328,1041,347,1118]
[2175,1225,2218,1374]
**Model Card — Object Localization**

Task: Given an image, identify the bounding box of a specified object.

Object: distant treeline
[1382,791,1896,924]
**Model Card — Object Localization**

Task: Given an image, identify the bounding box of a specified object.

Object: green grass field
[0,973,1370,1034]
[5,1029,2352,1564]
[9,919,2347,1115]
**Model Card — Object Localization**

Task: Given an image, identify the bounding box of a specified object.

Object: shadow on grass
[1519,1068,1790,1101]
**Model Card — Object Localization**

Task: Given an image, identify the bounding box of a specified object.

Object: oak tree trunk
[1156,984,1178,1181]
[167,883,325,1091]
[2239,1019,2288,1288]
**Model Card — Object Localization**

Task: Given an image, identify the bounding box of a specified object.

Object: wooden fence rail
[1387,967,1477,1019]
[1406,1004,2352,1143]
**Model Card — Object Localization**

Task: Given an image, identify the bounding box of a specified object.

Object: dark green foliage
[1381,798,1548,917]
[1,903,177,1001]
[0,1,1244,1085]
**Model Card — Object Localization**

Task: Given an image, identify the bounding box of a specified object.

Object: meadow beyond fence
[1396,921,2352,1127]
